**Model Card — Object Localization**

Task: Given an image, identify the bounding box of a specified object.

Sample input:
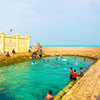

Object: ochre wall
[4,36,16,52]
[0,32,31,53]
[19,37,29,52]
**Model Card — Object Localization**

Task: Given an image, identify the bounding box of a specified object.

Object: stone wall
[0,32,31,53]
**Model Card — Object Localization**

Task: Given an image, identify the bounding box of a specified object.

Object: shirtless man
[45,90,54,100]
[70,67,74,79]
[78,67,84,77]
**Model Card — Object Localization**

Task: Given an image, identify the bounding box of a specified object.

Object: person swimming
[47,59,49,62]
[84,58,86,61]
[32,62,36,64]
[56,56,62,61]
[43,59,45,63]
[57,63,60,66]
[68,62,73,65]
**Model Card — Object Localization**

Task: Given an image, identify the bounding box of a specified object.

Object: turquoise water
[0,56,96,100]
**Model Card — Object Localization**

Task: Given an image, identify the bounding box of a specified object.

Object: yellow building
[0,32,31,53]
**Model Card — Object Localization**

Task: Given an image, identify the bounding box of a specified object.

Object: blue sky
[0,0,100,45]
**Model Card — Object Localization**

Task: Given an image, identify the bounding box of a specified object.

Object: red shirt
[73,73,77,78]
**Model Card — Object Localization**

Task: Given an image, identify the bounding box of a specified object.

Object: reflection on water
[0,56,96,100]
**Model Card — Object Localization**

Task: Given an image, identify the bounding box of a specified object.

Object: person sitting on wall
[33,51,37,56]
[40,45,42,52]
[12,49,16,54]
[6,51,10,57]
[28,49,31,52]
[45,90,54,100]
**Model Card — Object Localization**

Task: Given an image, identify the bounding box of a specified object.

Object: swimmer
[84,58,86,61]
[56,56,59,60]
[75,57,76,59]
[43,59,45,63]
[56,56,58,60]
[47,59,49,62]
[68,62,73,65]
[57,63,60,66]
[33,62,35,64]
[45,90,54,100]
[32,62,36,64]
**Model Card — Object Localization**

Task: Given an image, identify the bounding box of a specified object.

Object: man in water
[45,90,54,100]
[68,62,73,65]
[43,59,45,63]
[33,62,35,64]
[84,58,86,61]
[47,59,49,62]
[78,67,84,77]
[57,63,60,66]
[70,67,74,80]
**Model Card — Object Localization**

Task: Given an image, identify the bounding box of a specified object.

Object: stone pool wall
[0,47,100,67]
[42,47,100,100]
[0,52,32,67]
[42,47,100,60]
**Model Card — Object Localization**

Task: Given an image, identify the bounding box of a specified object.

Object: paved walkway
[62,60,100,100]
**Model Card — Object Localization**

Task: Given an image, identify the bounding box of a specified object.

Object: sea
[30,45,100,47]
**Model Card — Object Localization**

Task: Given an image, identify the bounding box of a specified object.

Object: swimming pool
[0,56,96,100]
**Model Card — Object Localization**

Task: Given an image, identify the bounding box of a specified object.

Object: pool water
[0,56,96,100]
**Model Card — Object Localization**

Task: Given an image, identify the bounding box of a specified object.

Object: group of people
[6,49,16,57]
[70,67,84,81]
[43,59,49,62]
[31,46,43,59]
